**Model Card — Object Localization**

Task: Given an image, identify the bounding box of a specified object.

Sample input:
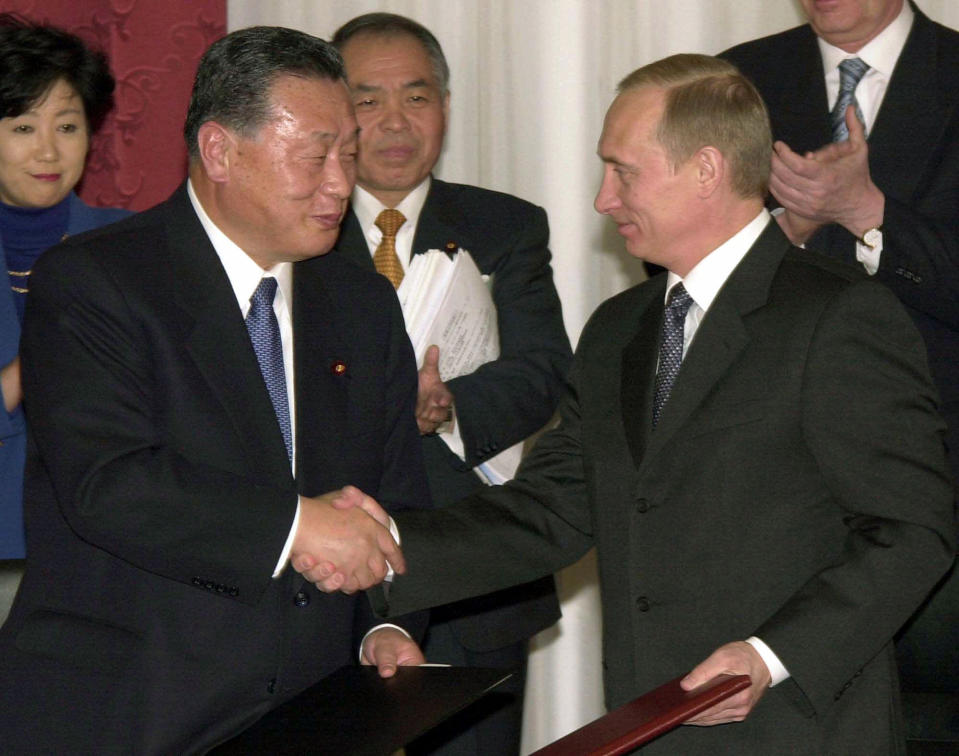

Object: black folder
[212,665,512,755]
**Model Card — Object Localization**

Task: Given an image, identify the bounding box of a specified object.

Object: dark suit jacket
[382,222,956,754]
[336,178,570,651]
[0,185,430,754]
[720,4,959,484]
[0,193,130,559]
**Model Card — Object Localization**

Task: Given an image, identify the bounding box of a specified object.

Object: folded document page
[399,249,523,484]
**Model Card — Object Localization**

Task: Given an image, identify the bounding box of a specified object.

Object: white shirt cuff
[385,516,399,582]
[745,636,790,687]
[273,497,301,578]
[855,238,882,275]
[439,408,466,461]
[359,623,412,664]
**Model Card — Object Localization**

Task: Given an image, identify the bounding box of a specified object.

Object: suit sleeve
[445,204,573,467]
[21,246,297,607]
[382,355,594,617]
[872,186,959,329]
[818,144,959,330]
[755,279,956,716]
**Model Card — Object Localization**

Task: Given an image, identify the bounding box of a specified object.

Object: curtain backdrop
[225,1,958,751]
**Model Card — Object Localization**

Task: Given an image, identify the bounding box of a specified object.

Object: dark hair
[184,26,345,160]
[332,13,449,94]
[0,14,116,132]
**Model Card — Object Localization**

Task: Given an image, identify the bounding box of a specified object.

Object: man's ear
[196,121,235,183]
[695,145,724,198]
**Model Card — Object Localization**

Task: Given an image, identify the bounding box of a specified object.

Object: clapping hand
[770,104,884,244]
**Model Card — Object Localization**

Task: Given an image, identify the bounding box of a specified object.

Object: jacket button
[636,499,649,513]
[636,596,650,612]
[293,590,310,607]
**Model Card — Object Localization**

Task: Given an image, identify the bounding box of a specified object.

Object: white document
[398,249,524,484]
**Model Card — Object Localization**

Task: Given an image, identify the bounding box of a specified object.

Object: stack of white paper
[398,249,523,484]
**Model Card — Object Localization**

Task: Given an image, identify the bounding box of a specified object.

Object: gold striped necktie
[374,209,407,288]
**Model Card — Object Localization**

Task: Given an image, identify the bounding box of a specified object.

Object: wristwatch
[858,226,883,250]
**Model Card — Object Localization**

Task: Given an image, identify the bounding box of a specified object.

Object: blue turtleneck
[0,195,70,323]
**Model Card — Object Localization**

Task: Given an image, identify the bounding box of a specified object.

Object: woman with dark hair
[0,14,129,617]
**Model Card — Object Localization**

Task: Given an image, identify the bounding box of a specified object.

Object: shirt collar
[666,209,771,312]
[351,176,432,238]
[186,179,293,318]
[817,1,913,77]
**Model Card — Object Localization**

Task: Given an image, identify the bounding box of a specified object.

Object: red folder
[531,673,751,756]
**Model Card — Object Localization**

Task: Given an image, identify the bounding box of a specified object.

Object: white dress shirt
[817,1,913,274]
[664,209,790,686]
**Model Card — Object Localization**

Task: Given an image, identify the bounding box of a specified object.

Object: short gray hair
[331,13,449,94]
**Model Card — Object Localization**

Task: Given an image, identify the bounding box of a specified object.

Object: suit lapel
[166,187,292,484]
[636,223,790,475]
[769,26,832,153]
[411,179,464,257]
[292,259,351,495]
[336,208,375,270]
[621,279,664,468]
[868,9,955,201]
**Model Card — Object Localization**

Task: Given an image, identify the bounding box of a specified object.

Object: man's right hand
[291,486,405,594]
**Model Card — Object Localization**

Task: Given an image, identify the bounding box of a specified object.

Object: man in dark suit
[0,26,430,754]
[720,0,959,733]
[346,54,955,753]
[330,13,572,756]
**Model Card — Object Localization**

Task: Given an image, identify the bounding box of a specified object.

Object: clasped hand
[770,105,884,244]
[290,485,403,594]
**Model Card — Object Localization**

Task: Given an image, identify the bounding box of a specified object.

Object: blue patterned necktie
[831,57,869,141]
[246,277,292,461]
[652,283,694,428]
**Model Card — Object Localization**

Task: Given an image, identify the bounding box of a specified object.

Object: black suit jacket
[721,4,959,483]
[383,222,956,753]
[336,178,571,651]
[0,185,430,754]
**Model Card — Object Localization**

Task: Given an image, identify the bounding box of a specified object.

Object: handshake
[290,485,403,594]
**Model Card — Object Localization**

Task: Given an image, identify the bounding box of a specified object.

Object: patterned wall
[2,0,226,211]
